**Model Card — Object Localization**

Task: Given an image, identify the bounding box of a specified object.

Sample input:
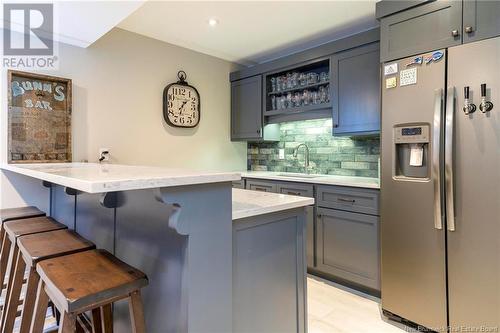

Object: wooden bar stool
[31,249,148,333]
[1,229,95,333]
[0,207,45,288]
[0,217,66,331]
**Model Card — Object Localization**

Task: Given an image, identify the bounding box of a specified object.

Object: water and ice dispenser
[394,124,430,179]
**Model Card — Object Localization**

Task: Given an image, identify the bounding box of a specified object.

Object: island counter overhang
[0,163,313,333]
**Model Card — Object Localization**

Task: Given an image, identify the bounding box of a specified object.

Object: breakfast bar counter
[1,163,312,333]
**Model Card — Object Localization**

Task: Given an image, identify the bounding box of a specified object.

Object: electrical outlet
[279,149,285,160]
[99,148,110,162]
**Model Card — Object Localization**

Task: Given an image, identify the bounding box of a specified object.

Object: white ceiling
[118,1,379,65]
[1,1,144,48]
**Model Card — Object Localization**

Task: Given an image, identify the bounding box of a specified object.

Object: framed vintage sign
[7,70,72,163]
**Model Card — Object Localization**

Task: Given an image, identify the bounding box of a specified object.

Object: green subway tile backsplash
[247,118,380,178]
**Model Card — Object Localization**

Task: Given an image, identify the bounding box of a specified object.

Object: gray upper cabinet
[231,76,263,141]
[380,0,462,61]
[463,0,500,44]
[332,43,380,135]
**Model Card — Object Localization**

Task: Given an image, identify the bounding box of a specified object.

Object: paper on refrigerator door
[409,144,424,167]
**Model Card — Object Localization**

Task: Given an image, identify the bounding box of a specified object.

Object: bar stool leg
[91,308,102,333]
[58,312,77,333]
[0,235,11,292]
[101,304,113,333]
[1,247,25,333]
[30,280,50,333]
[19,267,40,333]
[128,291,146,333]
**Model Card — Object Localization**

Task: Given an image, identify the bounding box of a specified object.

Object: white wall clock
[163,71,200,128]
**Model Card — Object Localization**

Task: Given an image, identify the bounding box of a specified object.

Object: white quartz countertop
[241,171,380,189]
[232,188,314,220]
[1,163,241,194]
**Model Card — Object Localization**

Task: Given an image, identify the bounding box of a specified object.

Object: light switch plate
[279,149,285,160]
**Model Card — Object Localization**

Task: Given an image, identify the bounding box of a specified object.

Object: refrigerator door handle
[446,87,456,231]
[433,88,444,230]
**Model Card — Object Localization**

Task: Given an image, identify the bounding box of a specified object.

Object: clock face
[164,84,200,127]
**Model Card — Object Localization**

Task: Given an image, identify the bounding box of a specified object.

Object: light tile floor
[308,275,412,333]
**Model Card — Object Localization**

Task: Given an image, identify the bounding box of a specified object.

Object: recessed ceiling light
[208,18,219,27]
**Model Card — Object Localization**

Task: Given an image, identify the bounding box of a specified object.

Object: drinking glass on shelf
[270,77,276,92]
[307,72,319,85]
[302,90,311,106]
[326,84,330,102]
[271,95,277,110]
[319,86,328,104]
[311,90,320,105]
[294,92,302,107]
[290,72,299,88]
[276,77,282,92]
[286,73,293,89]
[299,73,307,87]
[286,92,293,109]
[320,72,329,82]
[281,76,287,91]
[280,95,287,109]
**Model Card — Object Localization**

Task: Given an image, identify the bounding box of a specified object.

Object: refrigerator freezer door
[380,51,447,330]
[447,37,500,331]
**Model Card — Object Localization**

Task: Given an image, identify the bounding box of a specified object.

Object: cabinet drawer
[380,0,462,61]
[277,182,314,198]
[232,180,245,189]
[316,208,380,290]
[246,180,277,193]
[316,185,379,215]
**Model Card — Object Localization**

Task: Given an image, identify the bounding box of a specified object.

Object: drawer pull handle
[286,191,300,196]
[337,198,355,203]
[254,187,267,192]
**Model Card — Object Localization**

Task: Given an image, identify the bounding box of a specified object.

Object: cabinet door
[463,0,500,44]
[276,182,315,268]
[316,208,380,290]
[380,0,462,61]
[332,43,380,135]
[231,76,263,141]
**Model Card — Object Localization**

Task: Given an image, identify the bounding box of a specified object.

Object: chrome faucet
[293,143,310,174]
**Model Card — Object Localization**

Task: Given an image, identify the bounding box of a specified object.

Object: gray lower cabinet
[243,178,381,290]
[331,43,380,135]
[245,179,277,192]
[233,209,307,333]
[380,0,462,61]
[316,207,380,290]
[463,0,500,44]
[231,76,263,141]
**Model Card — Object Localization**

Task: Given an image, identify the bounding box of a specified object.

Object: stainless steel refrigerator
[381,36,500,332]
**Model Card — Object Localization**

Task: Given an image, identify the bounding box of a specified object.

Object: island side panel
[114,183,233,333]
[233,207,308,333]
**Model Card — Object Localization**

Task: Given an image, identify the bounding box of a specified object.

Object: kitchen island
[1,163,313,333]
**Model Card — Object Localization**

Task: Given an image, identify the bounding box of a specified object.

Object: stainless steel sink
[277,173,322,179]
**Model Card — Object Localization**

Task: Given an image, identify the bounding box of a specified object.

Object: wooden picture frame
[7,70,72,163]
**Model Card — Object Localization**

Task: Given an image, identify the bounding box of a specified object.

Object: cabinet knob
[317,214,322,218]
[451,29,460,37]
[256,129,261,134]
[465,26,474,33]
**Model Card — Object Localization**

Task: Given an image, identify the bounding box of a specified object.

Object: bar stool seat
[11,230,96,333]
[4,217,66,242]
[0,217,67,333]
[32,249,148,332]
[0,207,45,223]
